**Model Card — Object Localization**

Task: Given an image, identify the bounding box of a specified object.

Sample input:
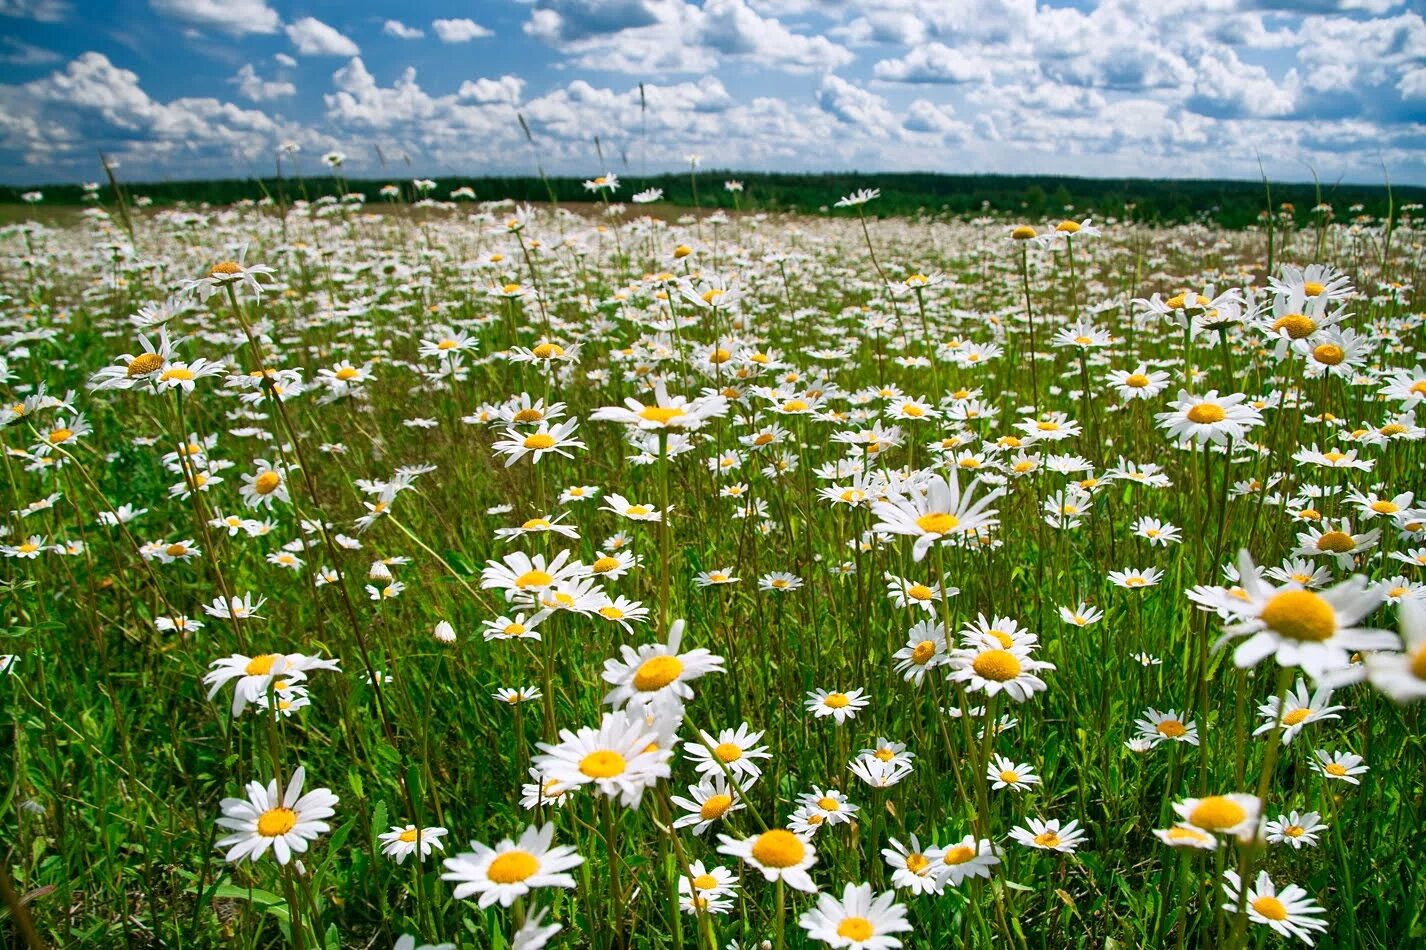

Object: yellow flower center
[626,505,652,517]
[486,850,539,884]
[165,543,188,557]
[915,512,960,535]
[709,347,732,364]
[639,405,685,424]
[244,654,280,676]
[1370,500,1399,514]
[523,434,557,449]
[817,796,840,811]
[750,829,805,869]
[1325,762,1348,776]
[515,569,553,588]
[1409,643,1426,680]
[256,807,297,837]
[513,408,544,423]
[911,640,937,664]
[210,261,242,276]
[1056,220,1081,233]
[1312,344,1345,365]
[532,342,565,359]
[1125,373,1150,388]
[699,795,733,820]
[999,770,1019,784]
[837,918,874,941]
[782,399,809,412]
[126,351,167,376]
[1303,281,1326,297]
[1271,314,1317,339]
[972,649,1022,682]
[907,584,934,602]
[1282,708,1311,726]
[254,471,281,495]
[592,556,619,574]
[1187,403,1226,424]
[502,283,522,295]
[160,367,195,382]
[1314,531,1355,554]
[1011,225,1037,240]
[1261,589,1336,641]
[1156,719,1187,738]
[48,427,73,444]
[714,742,743,762]
[335,366,360,380]
[579,750,628,779]
[1381,423,1407,436]
[1247,895,1288,921]
[942,844,975,865]
[1033,832,1062,848]
[1188,796,1247,831]
[823,692,850,709]
[399,828,421,843]
[633,655,683,691]
[904,852,930,873]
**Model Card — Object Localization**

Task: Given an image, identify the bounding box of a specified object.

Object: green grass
[1,198,1423,949]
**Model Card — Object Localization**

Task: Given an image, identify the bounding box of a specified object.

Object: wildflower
[215,767,337,865]
[798,882,911,948]
[441,824,583,908]
[1220,870,1328,945]
[379,825,449,864]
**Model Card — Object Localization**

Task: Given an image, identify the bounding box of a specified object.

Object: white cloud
[0,37,62,64]
[873,44,995,84]
[458,76,525,104]
[816,74,897,133]
[0,51,309,173]
[383,19,424,40]
[230,63,295,102]
[148,0,279,36]
[432,18,493,43]
[286,16,360,57]
[0,0,71,22]
[525,0,851,73]
[274,52,296,68]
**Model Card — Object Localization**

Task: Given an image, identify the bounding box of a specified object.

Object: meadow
[0,181,1423,949]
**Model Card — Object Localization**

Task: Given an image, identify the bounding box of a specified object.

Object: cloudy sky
[1,0,1423,186]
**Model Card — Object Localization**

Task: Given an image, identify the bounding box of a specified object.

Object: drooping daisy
[1153,825,1218,850]
[214,766,338,865]
[441,824,584,908]
[797,882,912,949]
[677,860,739,915]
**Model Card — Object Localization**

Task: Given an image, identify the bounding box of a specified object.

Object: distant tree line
[3,171,1418,229]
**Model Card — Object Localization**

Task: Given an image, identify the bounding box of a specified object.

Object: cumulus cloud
[148,0,279,35]
[432,18,493,43]
[286,17,360,57]
[383,19,424,40]
[0,52,308,174]
[873,44,996,84]
[230,63,295,103]
[524,0,852,73]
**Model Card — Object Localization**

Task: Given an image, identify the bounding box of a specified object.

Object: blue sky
[2,0,1424,185]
